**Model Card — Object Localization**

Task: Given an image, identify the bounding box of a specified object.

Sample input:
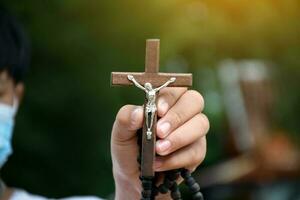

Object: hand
[111,88,209,200]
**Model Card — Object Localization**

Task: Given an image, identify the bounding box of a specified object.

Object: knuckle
[165,89,178,102]
[193,140,206,166]
[172,111,184,126]
[192,152,202,167]
[193,114,210,136]
[161,87,186,103]
[187,90,205,108]
[200,138,207,162]
[115,105,131,126]
[198,149,206,164]
[194,113,203,122]
[191,148,200,164]
[200,114,210,134]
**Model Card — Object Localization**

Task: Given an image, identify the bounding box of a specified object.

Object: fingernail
[158,99,168,115]
[158,122,171,138]
[156,139,171,153]
[131,107,142,126]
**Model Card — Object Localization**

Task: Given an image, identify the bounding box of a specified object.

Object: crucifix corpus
[111,39,203,200]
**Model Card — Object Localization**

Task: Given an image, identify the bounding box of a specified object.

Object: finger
[157,90,205,138]
[156,113,209,156]
[112,105,143,142]
[154,137,207,172]
[157,87,187,117]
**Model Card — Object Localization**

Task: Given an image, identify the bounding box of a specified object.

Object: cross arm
[111,72,193,87]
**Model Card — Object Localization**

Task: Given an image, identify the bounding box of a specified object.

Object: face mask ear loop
[12,96,19,116]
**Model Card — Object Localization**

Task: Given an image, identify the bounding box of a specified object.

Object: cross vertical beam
[111,39,193,177]
[145,39,160,73]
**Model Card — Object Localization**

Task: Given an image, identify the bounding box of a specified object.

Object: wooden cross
[111,39,193,177]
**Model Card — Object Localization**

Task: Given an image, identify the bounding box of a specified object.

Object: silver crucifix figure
[128,75,176,140]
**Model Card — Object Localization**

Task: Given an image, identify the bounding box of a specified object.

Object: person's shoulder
[10,189,47,200]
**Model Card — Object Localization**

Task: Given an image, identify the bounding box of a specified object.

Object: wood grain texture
[145,39,160,73]
[111,72,193,87]
[141,103,157,177]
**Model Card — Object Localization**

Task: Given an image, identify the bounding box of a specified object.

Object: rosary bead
[170,183,182,200]
[142,190,152,197]
[174,171,181,179]
[140,176,153,182]
[158,184,169,194]
[192,192,204,200]
[185,176,196,186]
[140,176,153,199]
[170,182,177,190]
[189,182,200,193]
[142,180,152,189]
[141,198,151,200]
[163,178,174,188]
[180,169,191,179]
[171,190,182,200]
[152,186,159,196]
[166,171,179,181]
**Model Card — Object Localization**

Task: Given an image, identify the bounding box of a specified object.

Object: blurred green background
[1,0,300,199]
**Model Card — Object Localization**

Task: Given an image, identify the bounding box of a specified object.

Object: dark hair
[0,9,30,83]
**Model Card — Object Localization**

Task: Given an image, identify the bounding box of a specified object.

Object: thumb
[112,105,144,142]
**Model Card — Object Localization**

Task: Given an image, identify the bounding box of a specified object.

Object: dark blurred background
[1,0,300,199]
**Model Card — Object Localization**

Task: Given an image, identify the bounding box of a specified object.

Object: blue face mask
[0,99,17,168]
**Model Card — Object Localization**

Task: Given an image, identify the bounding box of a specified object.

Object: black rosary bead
[142,180,152,190]
[180,169,191,179]
[158,184,169,194]
[140,177,154,199]
[152,186,159,197]
[137,128,204,199]
[170,183,182,200]
[142,190,152,197]
[166,170,180,181]
[171,190,182,200]
[185,176,196,185]
[189,182,200,193]
[192,192,204,200]
[163,177,174,188]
